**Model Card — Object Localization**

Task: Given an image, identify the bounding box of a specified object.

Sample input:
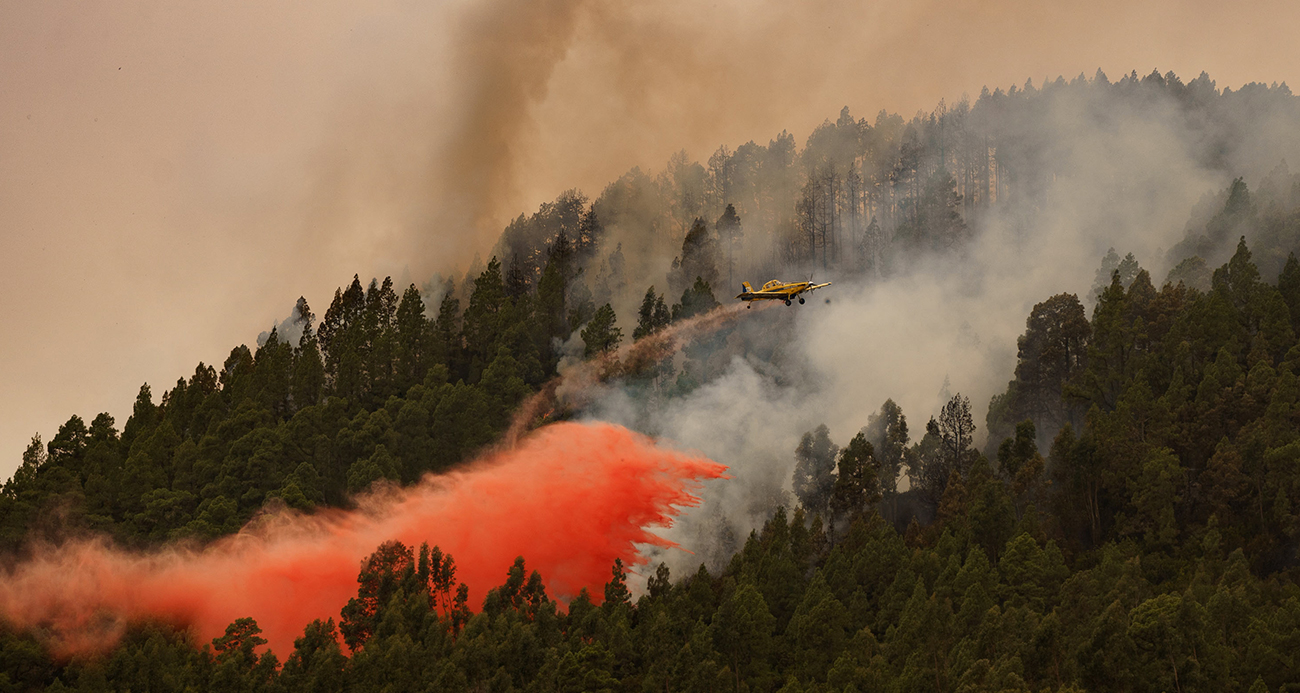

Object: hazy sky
[3,0,1299,480]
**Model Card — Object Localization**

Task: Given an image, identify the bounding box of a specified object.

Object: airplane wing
[737,281,831,301]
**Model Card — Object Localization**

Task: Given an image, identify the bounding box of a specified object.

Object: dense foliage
[8,248,1300,692]
[5,70,1300,691]
[4,496,1298,690]
[2,266,535,550]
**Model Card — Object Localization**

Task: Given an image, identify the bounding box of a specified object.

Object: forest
[3,70,1300,691]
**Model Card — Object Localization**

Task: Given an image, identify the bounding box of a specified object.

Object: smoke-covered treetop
[485,69,1299,320]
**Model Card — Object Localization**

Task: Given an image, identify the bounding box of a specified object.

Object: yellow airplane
[736,279,833,306]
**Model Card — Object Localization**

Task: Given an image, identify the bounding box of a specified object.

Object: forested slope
[3,70,1300,691]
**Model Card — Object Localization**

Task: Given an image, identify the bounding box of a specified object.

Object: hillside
[3,70,1300,691]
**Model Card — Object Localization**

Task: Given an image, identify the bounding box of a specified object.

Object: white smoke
[582,77,1297,576]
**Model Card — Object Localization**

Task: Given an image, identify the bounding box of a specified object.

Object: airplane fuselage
[735,279,832,306]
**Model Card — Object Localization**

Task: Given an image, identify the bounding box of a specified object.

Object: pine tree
[668,218,721,297]
[671,277,720,322]
[432,281,463,380]
[793,425,839,514]
[865,399,910,521]
[581,304,622,358]
[1167,256,1212,292]
[830,432,881,527]
[709,583,776,689]
[992,293,1090,444]
[937,393,976,478]
[394,283,432,389]
[535,235,574,368]
[716,204,743,291]
[462,258,509,380]
[632,286,671,340]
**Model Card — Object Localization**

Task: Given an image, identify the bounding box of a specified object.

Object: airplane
[735,278,833,306]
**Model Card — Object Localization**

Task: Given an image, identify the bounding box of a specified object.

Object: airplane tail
[741,281,753,293]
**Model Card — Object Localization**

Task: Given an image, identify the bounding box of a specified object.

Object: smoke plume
[505,301,760,446]
[5,0,1300,483]
[563,75,1300,573]
[0,422,725,657]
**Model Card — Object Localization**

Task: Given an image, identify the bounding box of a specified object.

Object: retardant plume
[0,421,725,658]
[503,301,760,446]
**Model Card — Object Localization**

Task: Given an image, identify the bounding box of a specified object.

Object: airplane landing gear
[798,297,805,304]
[784,299,792,306]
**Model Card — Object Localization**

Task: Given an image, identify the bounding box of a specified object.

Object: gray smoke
[559,75,1300,576]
